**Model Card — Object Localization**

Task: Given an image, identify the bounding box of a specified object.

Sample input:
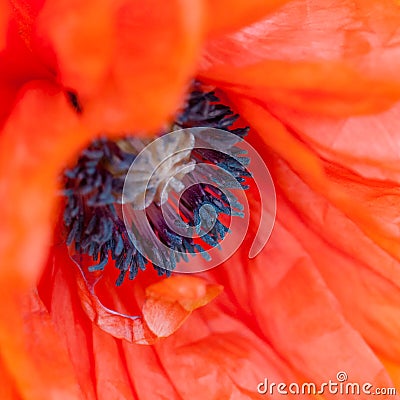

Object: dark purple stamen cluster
[63,85,251,285]
[176,90,249,138]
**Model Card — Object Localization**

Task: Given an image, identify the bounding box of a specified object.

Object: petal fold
[143,276,223,337]
[229,96,400,265]
[203,0,290,37]
[39,0,204,133]
[49,246,222,343]
[0,82,88,287]
[263,100,400,182]
[200,0,400,117]
[0,289,81,400]
[266,149,400,363]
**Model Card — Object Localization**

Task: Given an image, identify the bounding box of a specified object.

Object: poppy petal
[43,249,303,399]
[229,96,400,265]
[212,197,397,393]
[0,354,20,399]
[263,101,400,182]
[381,358,400,388]
[206,98,400,391]
[266,149,400,363]
[203,0,290,37]
[248,222,397,393]
[153,311,303,399]
[121,341,184,399]
[46,245,222,344]
[0,289,81,399]
[143,276,223,337]
[39,248,97,398]
[0,0,57,127]
[3,1,400,397]
[39,247,241,397]
[0,82,89,287]
[0,82,101,399]
[91,324,140,400]
[0,1,9,50]
[200,0,400,117]
[38,0,204,133]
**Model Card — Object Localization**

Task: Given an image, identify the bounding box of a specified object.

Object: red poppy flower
[2,0,400,399]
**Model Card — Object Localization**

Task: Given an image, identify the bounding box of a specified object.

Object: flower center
[121,131,196,209]
[63,84,252,285]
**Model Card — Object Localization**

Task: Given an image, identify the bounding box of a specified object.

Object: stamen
[63,83,252,285]
[66,90,83,114]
